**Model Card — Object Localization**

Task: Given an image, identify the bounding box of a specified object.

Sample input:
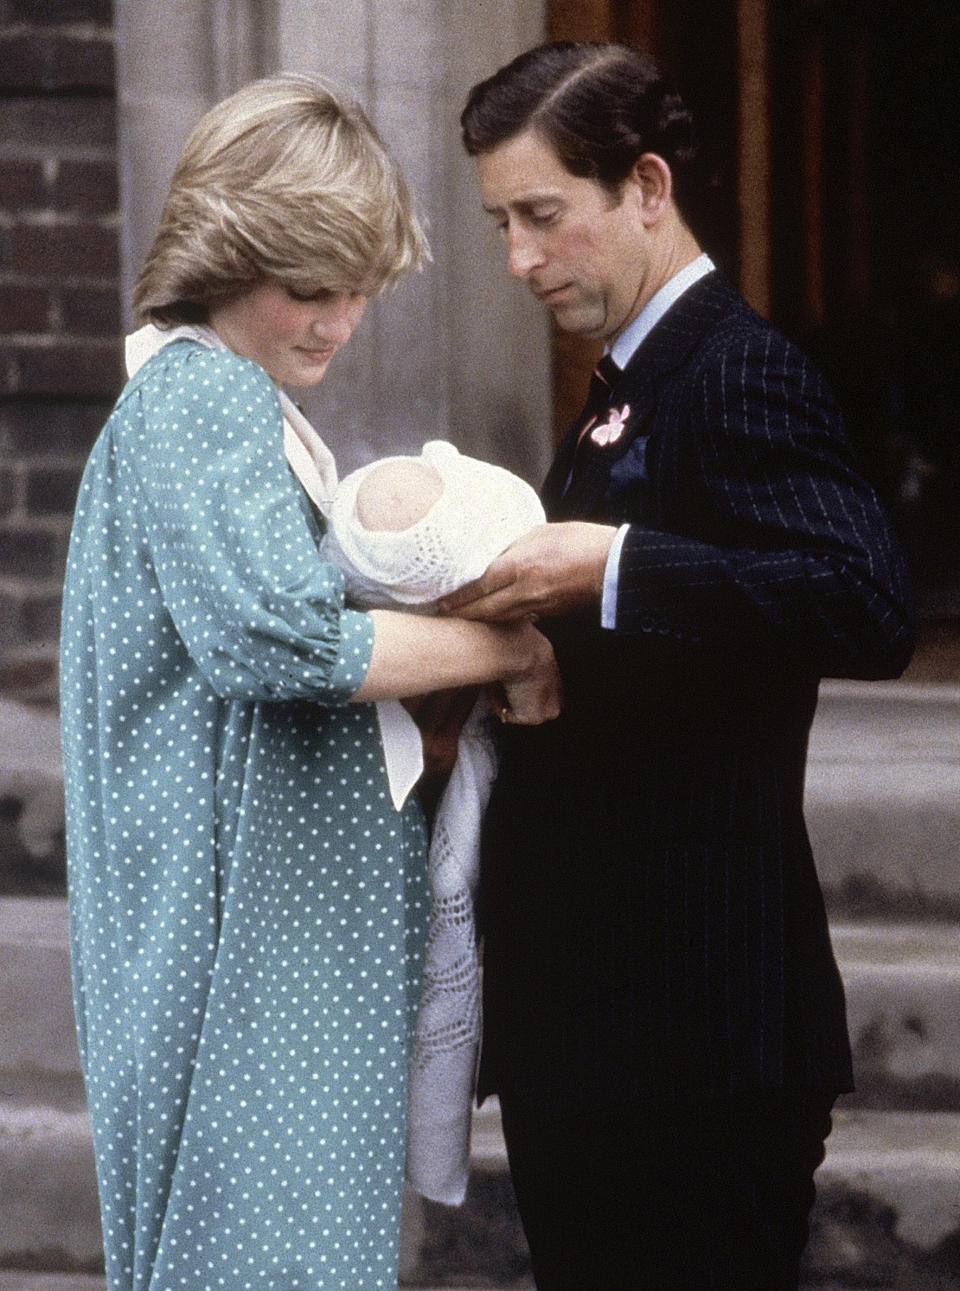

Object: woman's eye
[287,286,333,303]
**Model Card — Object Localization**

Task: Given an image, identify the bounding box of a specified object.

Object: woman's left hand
[405,686,481,778]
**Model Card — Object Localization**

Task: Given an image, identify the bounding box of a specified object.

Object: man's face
[475,128,652,344]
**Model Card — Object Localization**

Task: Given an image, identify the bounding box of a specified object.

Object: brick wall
[0,0,121,704]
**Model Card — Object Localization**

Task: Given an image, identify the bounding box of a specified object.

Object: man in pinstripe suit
[444,41,915,1290]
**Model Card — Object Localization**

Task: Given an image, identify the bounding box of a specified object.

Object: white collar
[124,322,339,515]
[609,252,715,369]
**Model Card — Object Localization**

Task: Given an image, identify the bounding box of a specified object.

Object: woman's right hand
[494,620,563,725]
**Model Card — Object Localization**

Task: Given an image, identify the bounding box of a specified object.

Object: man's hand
[436,522,618,622]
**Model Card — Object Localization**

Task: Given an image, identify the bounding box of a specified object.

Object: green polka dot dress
[60,340,429,1291]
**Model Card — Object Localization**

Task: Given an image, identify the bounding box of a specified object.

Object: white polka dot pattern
[60,340,428,1291]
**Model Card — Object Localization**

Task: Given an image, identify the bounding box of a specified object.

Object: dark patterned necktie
[559,353,621,499]
[577,353,621,441]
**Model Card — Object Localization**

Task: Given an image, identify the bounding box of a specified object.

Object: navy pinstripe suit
[478,272,914,1115]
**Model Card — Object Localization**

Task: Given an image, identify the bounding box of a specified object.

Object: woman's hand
[355,609,562,716]
[405,686,481,777]
[493,620,563,724]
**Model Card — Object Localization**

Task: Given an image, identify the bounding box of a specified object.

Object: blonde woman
[60,74,559,1291]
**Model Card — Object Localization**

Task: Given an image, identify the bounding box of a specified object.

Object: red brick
[0,647,60,705]
[55,36,115,89]
[3,96,115,151]
[0,34,115,92]
[2,0,112,24]
[0,524,60,579]
[26,462,83,517]
[0,285,52,334]
[0,467,19,519]
[5,340,123,397]
[0,397,110,455]
[54,159,118,215]
[0,36,49,90]
[22,591,66,645]
[6,221,119,277]
[60,283,121,336]
[0,160,49,212]
[0,593,24,651]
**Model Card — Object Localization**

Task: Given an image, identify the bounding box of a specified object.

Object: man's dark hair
[461,41,703,228]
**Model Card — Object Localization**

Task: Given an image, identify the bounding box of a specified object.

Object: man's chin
[550,303,606,339]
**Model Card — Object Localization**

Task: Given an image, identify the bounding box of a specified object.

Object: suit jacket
[478,272,914,1111]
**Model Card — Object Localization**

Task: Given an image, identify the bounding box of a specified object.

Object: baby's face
[354,459,443,532]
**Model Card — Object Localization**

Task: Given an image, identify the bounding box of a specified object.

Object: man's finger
[437,560,517,614]
[445,591,533,622]
[435,576,489,614]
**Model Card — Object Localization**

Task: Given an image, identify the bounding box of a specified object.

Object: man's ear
[629,152,673,225]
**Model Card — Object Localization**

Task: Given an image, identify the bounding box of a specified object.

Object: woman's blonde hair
[133,74,426,326]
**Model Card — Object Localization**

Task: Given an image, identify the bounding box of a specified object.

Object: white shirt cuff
[601,525,630,629]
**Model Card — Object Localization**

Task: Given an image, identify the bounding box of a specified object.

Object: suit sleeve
[613,324,915,679]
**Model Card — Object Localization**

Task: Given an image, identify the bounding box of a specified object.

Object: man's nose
[506,226,545,280]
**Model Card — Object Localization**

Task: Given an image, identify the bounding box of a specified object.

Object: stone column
[114,0,551,481]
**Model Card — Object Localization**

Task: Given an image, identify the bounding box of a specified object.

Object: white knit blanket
[321,442,544,1204]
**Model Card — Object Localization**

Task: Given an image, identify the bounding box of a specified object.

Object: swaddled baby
[320,438,545,609]
[319,441,545,1206]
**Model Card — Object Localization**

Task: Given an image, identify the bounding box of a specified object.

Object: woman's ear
[629,152,673,225]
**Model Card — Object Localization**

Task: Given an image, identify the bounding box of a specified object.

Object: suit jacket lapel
[541,416,584,515]
[549,272,739,519]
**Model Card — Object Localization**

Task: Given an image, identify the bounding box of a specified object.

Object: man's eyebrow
[482,195,562,215]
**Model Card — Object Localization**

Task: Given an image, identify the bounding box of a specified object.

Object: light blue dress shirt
[600,253,715,627]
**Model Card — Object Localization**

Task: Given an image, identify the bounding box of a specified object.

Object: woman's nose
[323,293,367,342]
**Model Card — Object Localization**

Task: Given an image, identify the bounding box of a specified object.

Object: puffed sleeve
[122,342,374,703]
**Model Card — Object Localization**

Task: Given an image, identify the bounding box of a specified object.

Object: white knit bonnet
[319,440,545,607]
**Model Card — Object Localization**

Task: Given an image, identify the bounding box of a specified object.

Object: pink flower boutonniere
[590,403,631,447]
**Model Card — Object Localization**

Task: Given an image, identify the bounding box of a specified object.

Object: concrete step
[407,1101,960,1290]
[0,1281,532,1291]
[835,921,960,1109]
[0,899,78,1077]
[807,680,960,915]
[0,1280,531,1291]
[806,1106,960,1289]
[4,897,960,1285]
[0,1279,541,1291]
[3,1074,960,1286]
[0,1279,532,1291]
[0,1275,531,1285]
[0,1076,101,1272]
[5,897,959,1114]
[0,1281,531,1291]
[4,680,959,909]
[0,701,65,896]
[0,1278,106,1291]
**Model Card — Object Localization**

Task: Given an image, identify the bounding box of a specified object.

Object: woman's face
[209,280,367,387]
